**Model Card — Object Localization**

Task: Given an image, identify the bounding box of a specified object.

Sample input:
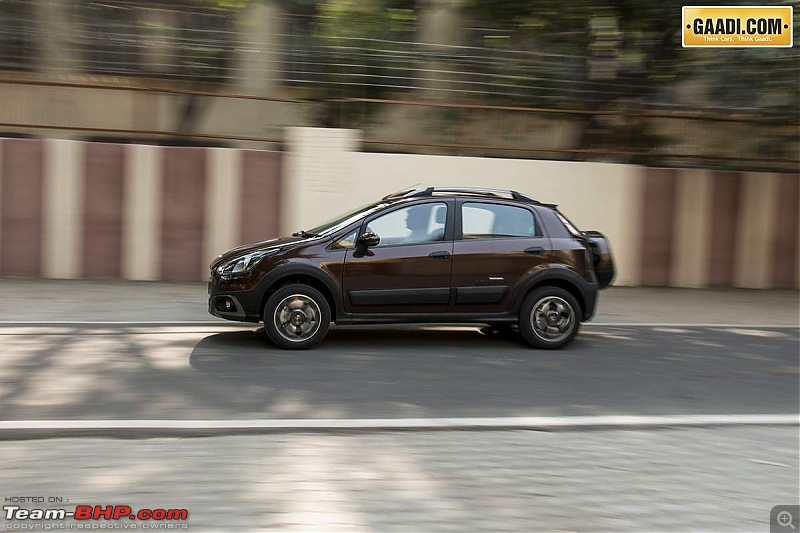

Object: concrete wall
[0,79,309,146]
[0,138,281,281]
[0,130,797,288]
[284,128,799,289]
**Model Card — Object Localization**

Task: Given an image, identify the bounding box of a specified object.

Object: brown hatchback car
[208,187,615,350]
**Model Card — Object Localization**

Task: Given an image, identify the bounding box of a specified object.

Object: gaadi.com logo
[683,6,793,47]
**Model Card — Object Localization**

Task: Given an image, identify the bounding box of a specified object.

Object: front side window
[461,202,537,239]
[365,203,447,246]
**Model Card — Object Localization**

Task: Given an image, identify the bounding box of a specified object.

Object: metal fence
[0,0,797,171]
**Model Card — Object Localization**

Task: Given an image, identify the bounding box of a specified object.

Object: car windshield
[299,201,388,237]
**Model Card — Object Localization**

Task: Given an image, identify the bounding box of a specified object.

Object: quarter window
[331,229,358,249]
[461,202,537,239]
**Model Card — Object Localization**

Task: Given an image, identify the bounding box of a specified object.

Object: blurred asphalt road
[0,278,797,420]
[0,278,797,532]
[0,324,797,420]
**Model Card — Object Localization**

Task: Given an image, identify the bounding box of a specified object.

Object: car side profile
[208,187,615,350]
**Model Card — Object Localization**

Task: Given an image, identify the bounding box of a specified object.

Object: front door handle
[524,246,545,255]
[429,251,451,260]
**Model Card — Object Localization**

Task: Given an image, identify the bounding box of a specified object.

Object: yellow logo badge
[682,6,793,47]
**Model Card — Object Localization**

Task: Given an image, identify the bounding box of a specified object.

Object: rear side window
[461,202,537,239]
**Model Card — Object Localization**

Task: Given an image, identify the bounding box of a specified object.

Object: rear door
[450,200,550,313]
[342,200,454,314]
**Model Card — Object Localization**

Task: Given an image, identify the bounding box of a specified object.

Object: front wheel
[263,284,331,350]
[518,287,581,349]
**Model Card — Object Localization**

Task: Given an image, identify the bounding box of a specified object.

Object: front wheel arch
[260,271,339,323]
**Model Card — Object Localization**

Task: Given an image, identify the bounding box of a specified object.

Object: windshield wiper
[292,230,320,238]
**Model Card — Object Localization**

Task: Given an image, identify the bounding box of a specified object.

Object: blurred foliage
[460,0,799,158]
[284,0,416,107]
[316,0,415,39]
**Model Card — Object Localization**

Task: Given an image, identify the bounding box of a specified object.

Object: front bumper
[207,273,265,323]
[208,293,249,322]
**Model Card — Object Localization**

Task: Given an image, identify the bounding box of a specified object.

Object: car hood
[209,236,314,269]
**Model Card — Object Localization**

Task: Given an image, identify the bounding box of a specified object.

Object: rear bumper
[581,284,598,322]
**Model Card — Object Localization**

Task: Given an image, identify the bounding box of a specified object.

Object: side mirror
[357,232,380,248]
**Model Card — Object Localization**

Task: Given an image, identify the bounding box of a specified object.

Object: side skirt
[334,312,518,326]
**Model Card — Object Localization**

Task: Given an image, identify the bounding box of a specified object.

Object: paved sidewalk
[0,278,797,325]
[1,426,797,532]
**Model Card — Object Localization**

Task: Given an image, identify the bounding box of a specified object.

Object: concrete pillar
[282,127,362,235]
[417,0,467,98]
[34,0,80,74]
[140,8,177,75]
[42,139,84,278]
[33,0,83,140]
[233,1,284,96]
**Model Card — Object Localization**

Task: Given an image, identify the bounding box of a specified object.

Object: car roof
[382,186,558,209]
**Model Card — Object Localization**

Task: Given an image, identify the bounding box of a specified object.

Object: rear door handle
[524,246,545,255]
[429,251,451,259]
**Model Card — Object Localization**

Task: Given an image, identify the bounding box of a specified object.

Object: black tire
[518,286,581,349]
[263,284,331,350]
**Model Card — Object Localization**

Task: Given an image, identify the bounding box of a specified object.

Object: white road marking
[0,414,797,432]
[588,323,799,328]
[750,458,791,468]
[0,321,235,326]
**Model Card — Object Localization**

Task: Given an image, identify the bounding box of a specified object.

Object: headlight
[215,249,278,276]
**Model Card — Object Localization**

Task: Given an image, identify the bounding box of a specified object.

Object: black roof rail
[381,183,421,200]
[399,186,540,203]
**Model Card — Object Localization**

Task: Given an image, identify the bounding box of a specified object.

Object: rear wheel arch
[514,273,587,320]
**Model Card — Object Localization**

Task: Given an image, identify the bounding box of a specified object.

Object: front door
[342,201,454,314]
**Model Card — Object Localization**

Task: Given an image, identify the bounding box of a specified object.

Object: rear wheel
[518,287,580,349]
[263,284,331,350]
